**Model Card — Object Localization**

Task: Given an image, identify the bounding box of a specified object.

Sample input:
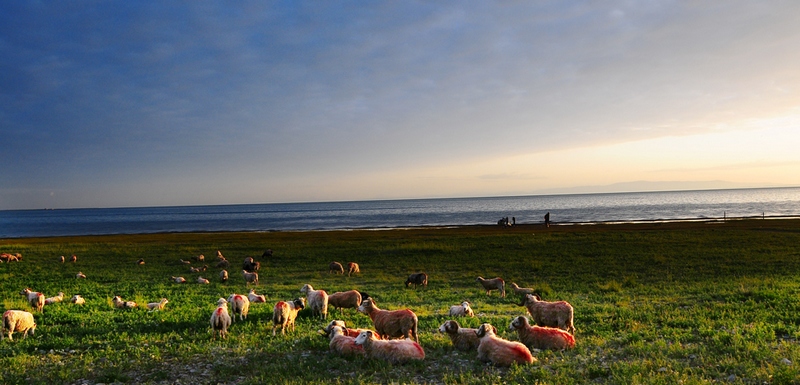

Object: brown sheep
[517,294,575,334]
[357,298,418,342]
[476,276,506,297]
[438,320,480,351]
[347,262,360,276]
[476,323,535,367]
[329,261,345,274]
[327,290,362,312]
[509,316,575,350]
[404,272,428,288]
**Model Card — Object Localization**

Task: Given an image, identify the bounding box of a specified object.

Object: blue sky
[2,1,799,210]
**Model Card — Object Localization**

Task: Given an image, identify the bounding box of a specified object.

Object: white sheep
[272,297,305,336]
[476,276,506,297]
[171,276,186,283]
[70,295,86,305]
[438,320,480,351]
[227,294,250,322]
[112,296,137,309]
[328,325,364,357]
[219,270,228,283]
[179,259,192,265]
[247,289,266,303]
[448,301,474,317]
[44,292,65,306]
[327,290,361,312]
[147,298,169,312]
[357,298,418,342]
[517,294,575,334]
[476,323,535,367]
[322,319,378,339]
[508,316,575,351]
[242,270,259,285]
[354,330,425,364]
[19,288,45,312]
[300,284,329,320]
[347,262,360,276]
[210,298,232,339]
[197,276,210,284]
[76,272,87,279]
[2,310,36,341]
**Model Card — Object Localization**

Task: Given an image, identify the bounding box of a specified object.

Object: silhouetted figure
[512,217,516,226]
[544,212,550,227]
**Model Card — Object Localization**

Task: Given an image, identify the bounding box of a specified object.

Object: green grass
[1,220,800,384]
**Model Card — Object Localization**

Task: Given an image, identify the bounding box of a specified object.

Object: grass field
[1,219,799,384]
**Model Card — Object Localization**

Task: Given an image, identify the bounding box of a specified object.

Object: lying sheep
[438,320,480,351]
[69,254,77,263]
[476,323,535,367]
[242,270,258,285]
[328,325,364,357]
[327,290,361,312]
[321,320,378,339]
[247,289,267,303]
[210,298,232,339]
[517,294,575,334]
[197,276,210,284]
[272,297,305,336]
[300,284,329,320]
[448,301,474,317]
[136,258,145,265]
[70,295,85,305]
[347,262,360,276]
[357,298,418,342]
[476,276,506,297]
[219,270,228,283]
[0,253,22,262]
[190,265,208,273]
[404,272,428,289]
[2,310,36,341]
[355,330,425,364]
[227,294,250,322]
[216,259,230,269]
[509,316,575,351]
[193,254,205,262]
[180,259,192,265]
[261,249,273,258]
[147,298,169,312]
[329,261,344,274]
[509,282,537,298]
[44,292,65,306]
[76,272,87,279]
[112,296,137,309]
[19,288,44,312]
[171,276,187,283]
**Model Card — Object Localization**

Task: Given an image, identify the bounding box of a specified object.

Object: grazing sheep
[70,295,86,305]
[329,261,344,274]
[210,298,232,340]
[404,272,428,289]
[219,270,228,283]
[243,261,260,272]
[509,316,575,351]
[247,289,266,303]
[2,310,36,341]
[1,253,22,262]
[357,298,419,342]
[44,292,65,305]
[272,297,305,336]
[448,301,475,317]
[193,254,205,262]
[19,288,45,312]
[147,298,169,312]
[216,250,224,259]
[76,272,87,279]
[60,255,65,263]
[197,276,210,284]
[328,325,364,357]
[509,282,537,298]
[69,254,77,263]
[261,249,273,258]
[354,330,425,364]
[347,262,360,276]
[327,290,362,312]
[300,284,329,320]
[190,265,208,273]
[476,276,506,297]
[242,257,257,272]
[136,258,145,265]
[517,294,575,334]
[112,296,137,309]
[438,320,480,352]
[242,270,259,285]
[227,294,250,322]
[216,259,230,269]
[476,323,535,367]
[322,320,377,339]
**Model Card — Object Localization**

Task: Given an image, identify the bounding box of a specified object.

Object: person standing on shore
[544,212,550,227]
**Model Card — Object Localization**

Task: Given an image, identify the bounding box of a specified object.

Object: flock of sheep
[3,250,577,368]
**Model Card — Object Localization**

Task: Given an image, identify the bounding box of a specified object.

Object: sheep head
[476,323,498,338]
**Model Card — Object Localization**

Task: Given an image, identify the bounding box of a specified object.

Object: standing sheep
[219,270,228,283]
[404,272,428,288]
[357,298,419,342]
[327,290,362,312]
[476,323,535,367]
[227,294,250,321]
[210,298,232,340]
[476,276,506,297]
[147,298,169,312]
[509,282,537,298]
[69,254,77,263]
[19,288,45,312]
[2,310,36,341]
[517,294,575,334]
[242,270,259,286]
[509,316,575,350]
[448,301,475,317]
[347,262,360,276]
[272,297,305,336]
[300,284,329,320]
[354,330,425,364]
[329,261,345,274]
[438,320,480,351]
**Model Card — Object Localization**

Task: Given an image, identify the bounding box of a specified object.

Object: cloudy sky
[2,1,799,210]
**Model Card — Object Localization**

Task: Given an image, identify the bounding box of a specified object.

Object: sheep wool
[3,310,36,341]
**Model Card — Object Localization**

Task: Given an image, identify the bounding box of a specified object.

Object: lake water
[1,187,799,238]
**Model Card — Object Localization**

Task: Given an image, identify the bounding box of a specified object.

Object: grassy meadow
[1,219,799,384]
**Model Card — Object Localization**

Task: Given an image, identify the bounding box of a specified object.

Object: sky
[2,1,799,210]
